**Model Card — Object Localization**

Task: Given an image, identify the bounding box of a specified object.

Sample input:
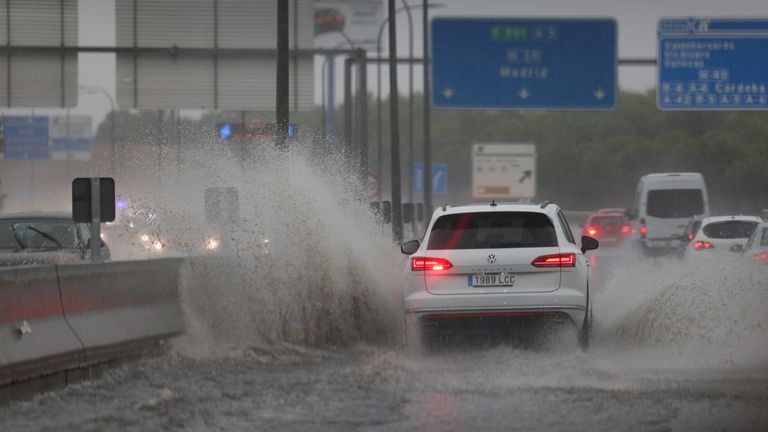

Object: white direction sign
[472,143,536,200]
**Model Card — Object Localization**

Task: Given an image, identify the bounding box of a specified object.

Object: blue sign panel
[659,18,768,110]
[51,138,92,153]
[2,116,49,160]
[413,163,447,195]
[431,18,617,110]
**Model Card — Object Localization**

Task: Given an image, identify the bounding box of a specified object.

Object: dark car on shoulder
[0,212,110,267]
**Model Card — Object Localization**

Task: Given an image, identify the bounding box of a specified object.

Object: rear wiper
[19,225,63,249]
[9,224,28,251]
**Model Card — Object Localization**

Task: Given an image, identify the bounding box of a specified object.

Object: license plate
[468,274,516,287]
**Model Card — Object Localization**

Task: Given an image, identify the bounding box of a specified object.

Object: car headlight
[140,234,150,243]
[205,238,220,251]
[152,241,164,252]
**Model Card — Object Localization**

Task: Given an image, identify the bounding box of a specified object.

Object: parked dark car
[0,212,110,266]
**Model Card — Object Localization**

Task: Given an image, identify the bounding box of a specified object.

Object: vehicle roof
[642,172,703,180]
[589,212,624,219]
[433,202,557,217]
[0,211,73,221]
[701,215,763,224]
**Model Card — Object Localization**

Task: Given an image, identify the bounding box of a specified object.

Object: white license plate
[469,274,516,287]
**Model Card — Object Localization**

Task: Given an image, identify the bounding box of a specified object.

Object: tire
[578,289,592,352]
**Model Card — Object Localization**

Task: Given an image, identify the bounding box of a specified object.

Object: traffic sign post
[432,18,617,110]
[658,18,768,110]
[72,177,116,263]
[413,163,447,195]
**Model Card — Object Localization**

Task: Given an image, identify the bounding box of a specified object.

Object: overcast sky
[5,0,768,125]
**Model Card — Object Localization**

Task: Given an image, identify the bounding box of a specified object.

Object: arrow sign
[519,170,532,183]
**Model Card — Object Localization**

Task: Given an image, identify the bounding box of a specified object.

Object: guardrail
[0,258,184,393]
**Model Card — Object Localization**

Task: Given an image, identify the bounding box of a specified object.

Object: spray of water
[594,255,768,369]
[112,132,405,359]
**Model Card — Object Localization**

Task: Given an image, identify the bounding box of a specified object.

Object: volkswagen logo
[487,254,496,264]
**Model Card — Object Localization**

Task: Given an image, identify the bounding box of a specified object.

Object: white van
[631,173,709,255]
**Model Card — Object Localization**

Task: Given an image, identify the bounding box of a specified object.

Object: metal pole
[275,0,289,150]
[343,56,354,159]
[403,0,415,236]
[422,0,433,216]
[326,56,336,139]
[376,21,386,200]
[356,49,368,183]
[388,0,402,242]
[90,178,102,262]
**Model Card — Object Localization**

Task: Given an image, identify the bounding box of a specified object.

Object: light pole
[79,85,116,175]
[376,2,443,203]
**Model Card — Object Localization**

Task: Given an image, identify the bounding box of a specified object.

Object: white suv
[400,202,598,350]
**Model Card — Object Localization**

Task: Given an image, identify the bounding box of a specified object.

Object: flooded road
[2,343,767,431]
[3,242,768,431]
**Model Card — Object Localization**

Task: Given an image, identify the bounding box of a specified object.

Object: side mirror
[581,236,599,254]
[400,239,420,255]
[729,244,743,253]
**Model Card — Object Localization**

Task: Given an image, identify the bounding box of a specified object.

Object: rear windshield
[591,216,624,225]
[646,189,704,219]
[702,221,757,239]
[427,212,557,250]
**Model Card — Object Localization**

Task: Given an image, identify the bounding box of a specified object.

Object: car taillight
[531,253,575,267]
[411,257,453,271]
[621,225,630,234]
[586,226,597,236]
[639,219,647,238]
[692,241,714,250]
[754,252,768,262]
[687,233,694,240]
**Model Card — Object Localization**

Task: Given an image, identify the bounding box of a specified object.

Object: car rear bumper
[404,288,587,326]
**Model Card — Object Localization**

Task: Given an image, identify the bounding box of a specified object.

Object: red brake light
[687,233,694,240]
[621,225,630,234]
[532,253,575,267]
[693,241,714,250]
[412,257,453,271]
[754,252,768,262]
[639,226,648,235]
[586,227,597,236]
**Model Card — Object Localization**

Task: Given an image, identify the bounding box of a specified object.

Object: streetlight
[376,2,444,202]
[78,85,116,175]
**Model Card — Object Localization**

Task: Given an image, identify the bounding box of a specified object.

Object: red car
[582,212,631,246]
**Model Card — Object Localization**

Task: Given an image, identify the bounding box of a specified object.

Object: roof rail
[539,200,552,209]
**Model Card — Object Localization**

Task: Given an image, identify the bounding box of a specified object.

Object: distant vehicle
[630,173,709,256]
[582,212,631,246]
[314,7,345,35]
[400,201,598,351]
[673,215,703,258]
[738,221,768,263]
[683,215,761,260]
[0,212,110,266]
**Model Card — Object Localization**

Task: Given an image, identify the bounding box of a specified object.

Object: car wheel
[578,292,592,352]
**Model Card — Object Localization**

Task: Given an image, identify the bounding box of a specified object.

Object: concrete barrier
[57,258,184,365]
[0,258,184,389]
[0,265,85,386]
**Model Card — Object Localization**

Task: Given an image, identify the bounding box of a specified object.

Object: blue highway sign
[414,163,447,195]
[431,18,617,110]
[659,18,768,110]
[2,116,49,160]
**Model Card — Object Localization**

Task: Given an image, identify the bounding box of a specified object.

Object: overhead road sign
[50,116,92,160]
[115,0,314,110]
[432,18,617,110]
[472,143,536,200]
[0,1,78,108]
[658,18,768,110]
[413,163,447,195]
[2,117,50,160]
